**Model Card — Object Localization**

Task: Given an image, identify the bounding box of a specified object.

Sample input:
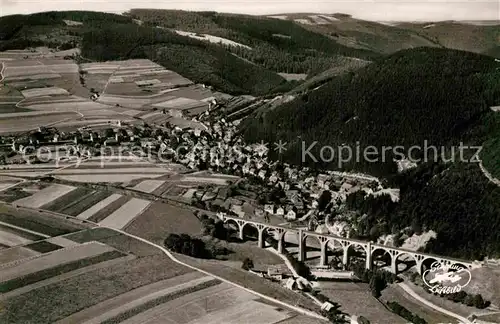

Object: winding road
[0,61,5,83]
[5,203,328,322]
[398,283,472,324]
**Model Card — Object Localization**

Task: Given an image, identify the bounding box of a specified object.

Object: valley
[0,7,499,324]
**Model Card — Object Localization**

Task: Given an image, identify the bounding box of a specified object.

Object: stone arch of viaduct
[223,216,475,275]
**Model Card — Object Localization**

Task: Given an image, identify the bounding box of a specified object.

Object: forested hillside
[260,13,500,57]
[397,21,500,55]
[0,11,133,51]
[0,11,296,95]
[1,10,382,95]
[240,47,500,259]
[275,13,441,54]
[80,24,287,95]
[128,9,380,74]
[241,47,500,174]
[346,161,500,259]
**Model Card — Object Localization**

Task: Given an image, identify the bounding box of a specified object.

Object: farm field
[53,174,165,183]
[52,190,112,216]
[40,187,94,213]
[0,204,86,237]
[54,167,170,174]
[0,227,33,246]
[13,184,76,208]
[0,223,45,242]
[380,284,458,324]
[384,278,486,322]
[0,55,224,135]
[76,193,123,220]
[20,87,69,98]
[0,181,49,202]
[125,202,204,241]
[66,227,164,257]
[98,197,152,229]
[0,246,41,264]
[0,245,125,294]
[0,103,31,114]
[86,195,132,223]
[319,281,407,324]
[0,250,192,323]
[82,59,193,96]
[119,285,291,324]
[50,161,173,183]
[44,236,79,248]
[174,253,321,313]
[55,271,208,323]
[278,315,328,324]
[0,177,22,192]
[64,275,220,324]
[0,241,115,280]
[24,240,64,253]
[0,111,80,134]
[0,219,325,324]
[18,99,113,113]
[132,180,166,193]
[0,169,54,179]
[152,97,207,110]
[0,254,136,301]
[163,116,207,130]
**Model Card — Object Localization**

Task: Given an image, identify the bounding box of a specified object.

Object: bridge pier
[416,260,424,275]
[257,227,264,249]
[221,216,476,276]
[365,241,372,271]
[342,246,349,266]
[277,230,285,254]
[238,225,244,241]
[391,257,398,274]
[298,229,305,262]
[320,240,328,266]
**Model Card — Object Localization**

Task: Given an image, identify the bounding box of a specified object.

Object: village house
[254,208,265,218]
[264,204,275,215]
[267,264,293,280]
[285,208,297,220]
[317,174,330,188]
[230,204,245,218]
[276,206,285,217]
[268,173,278,184]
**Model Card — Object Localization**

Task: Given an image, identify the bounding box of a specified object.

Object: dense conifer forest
[241,47,500,259]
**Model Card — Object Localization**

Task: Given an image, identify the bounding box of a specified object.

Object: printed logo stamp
[422,262,471,294]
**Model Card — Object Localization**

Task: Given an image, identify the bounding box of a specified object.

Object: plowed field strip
[100,279,221,324]
[0,250,125,293]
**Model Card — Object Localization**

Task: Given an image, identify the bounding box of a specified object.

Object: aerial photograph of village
[0,1,499,323]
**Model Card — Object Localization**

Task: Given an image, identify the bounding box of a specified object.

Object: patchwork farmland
[0,174,326,323]
[0,51,328,324]
[13,183,76,208]
[80,59,219,115]
[0,53,217,135]
[0,214,326,324]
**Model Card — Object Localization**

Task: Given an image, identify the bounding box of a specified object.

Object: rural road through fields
[0,220,50,239]
[106,226,330,322]
[5,204,330,322]
[398,283,472,324]
[0,178,27,193]
[0,61,5,83]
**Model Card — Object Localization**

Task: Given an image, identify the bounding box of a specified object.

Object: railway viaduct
[222,216,477,275]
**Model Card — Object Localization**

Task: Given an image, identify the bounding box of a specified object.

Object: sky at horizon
[0,0,499,21]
